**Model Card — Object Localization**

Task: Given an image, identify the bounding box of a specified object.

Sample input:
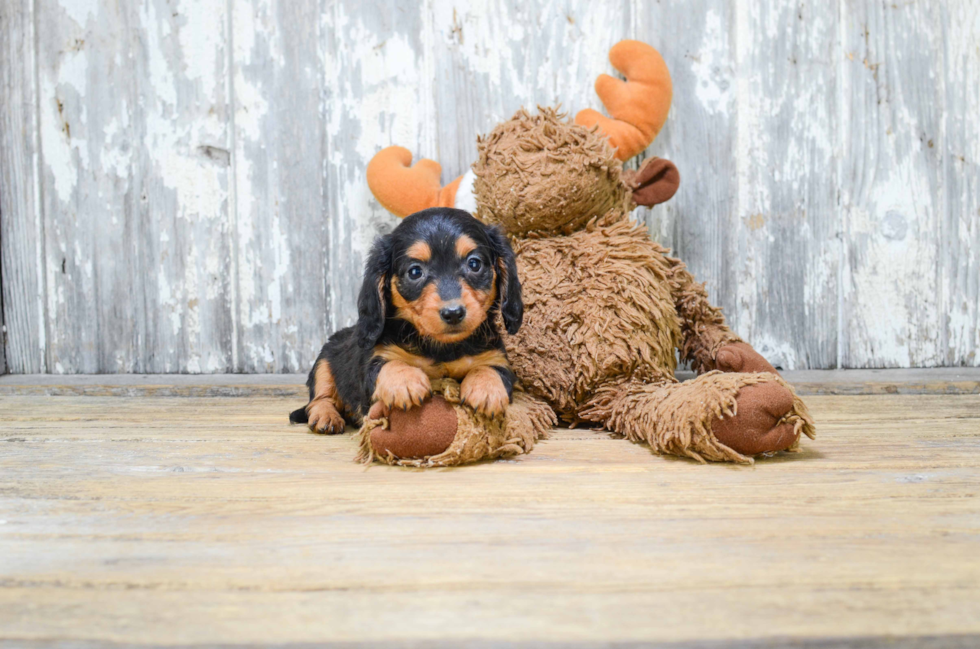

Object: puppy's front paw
[307,400,346,435]
[374,362,432,411]
[461,367,510,417]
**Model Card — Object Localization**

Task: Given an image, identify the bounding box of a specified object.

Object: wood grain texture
[31,0,235,373]
[35,0,139,373]
[321,0,429,353]
[634,0,736,347]
[0,0,45,373]
[2,0,979,372]
[1,393,979,644]
[840,0,945,368]
[428,0,631,178]
[731,1,839,370]
[943,2,980,366]
[135,0,235,373]
[232,0,328,372]
[3,367,980,396]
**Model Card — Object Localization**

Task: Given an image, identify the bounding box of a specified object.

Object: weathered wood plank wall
[1,0,978,373]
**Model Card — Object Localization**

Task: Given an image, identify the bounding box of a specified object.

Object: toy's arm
[367,147,464,218]
[575,40,673,162]
[664,254,781,376]
[663,254,743,374]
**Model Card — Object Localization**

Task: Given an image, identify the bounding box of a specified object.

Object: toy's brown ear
[624,157,680,206]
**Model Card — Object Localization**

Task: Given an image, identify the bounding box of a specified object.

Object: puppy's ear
[357,235,393,349]
[486,225,523,335]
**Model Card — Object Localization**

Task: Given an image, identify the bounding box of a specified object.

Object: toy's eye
[467,256,483,272]
[407,265,423,280]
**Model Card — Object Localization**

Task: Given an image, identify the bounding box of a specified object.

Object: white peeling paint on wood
[1,0,979,372]
[1,0,45,373]
[634,0,737,354]
[232,0,328,373]
[137,0,235,374]
[732,0,839,370]
[322,0,432,344]
[943,2,980,367]
[428,0,632,178]
[36,0,137,374]
[840,0,946,368]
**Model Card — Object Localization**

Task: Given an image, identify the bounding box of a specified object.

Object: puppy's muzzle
[439,304,466,325]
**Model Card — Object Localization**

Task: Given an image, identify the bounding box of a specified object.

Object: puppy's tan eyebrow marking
[455,235,477,258]
[406,240,431,262]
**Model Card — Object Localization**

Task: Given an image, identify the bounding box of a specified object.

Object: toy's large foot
[367,396,459,459]
[582,371,814,463]
[712,381,799,455]
[357,380,555,467]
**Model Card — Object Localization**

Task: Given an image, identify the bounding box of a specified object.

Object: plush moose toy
[360,40,814,466]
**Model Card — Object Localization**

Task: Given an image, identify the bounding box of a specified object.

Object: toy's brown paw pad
[716,342,778,375]
[374,364,432,411]
[307,400,346,435]
[712,381,798,456]
[460,367,509,417]
[370,396,459,459]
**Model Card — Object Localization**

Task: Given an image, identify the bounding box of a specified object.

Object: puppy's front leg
[371,359,432,414]
[460,366,514,417]
[306,358,347,435]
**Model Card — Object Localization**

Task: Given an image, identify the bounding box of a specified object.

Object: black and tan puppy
[289,207,523,434]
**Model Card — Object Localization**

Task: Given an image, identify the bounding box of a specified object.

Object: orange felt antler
[574,40,673,162]
[366,146,463,218]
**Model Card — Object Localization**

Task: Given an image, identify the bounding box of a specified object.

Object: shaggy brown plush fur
[473,108,633,236]
[582,371,815,464]
[503,214,681,420]
[502,212,749,422]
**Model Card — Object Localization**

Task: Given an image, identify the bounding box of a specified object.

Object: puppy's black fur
[289,207,522,431]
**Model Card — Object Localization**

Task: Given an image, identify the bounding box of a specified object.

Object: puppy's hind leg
[300,359,348,435]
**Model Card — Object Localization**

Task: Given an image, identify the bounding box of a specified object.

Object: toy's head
[472,108,633,236]
[366,41,680,232]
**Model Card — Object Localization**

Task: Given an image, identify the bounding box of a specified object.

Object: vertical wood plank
[840,0,946,368]
[35,0,233,373]
[634,1,737,347]
[428,0,631,180]
[134,0,234,373]
[728,0,840,369]
[232,0,328,372]
[35,0,138,372]
[0,0,46,373]
[322,0,433,339]
[943,2,980,366]
[1,257,4,372]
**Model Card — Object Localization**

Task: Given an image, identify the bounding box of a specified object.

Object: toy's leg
[580,372,815,463]
[358,380,556,467]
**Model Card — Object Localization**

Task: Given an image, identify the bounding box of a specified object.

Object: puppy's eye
[467,256,483,272]
[407,265,423,280]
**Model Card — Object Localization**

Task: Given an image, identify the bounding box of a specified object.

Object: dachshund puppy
[289,207,523,434]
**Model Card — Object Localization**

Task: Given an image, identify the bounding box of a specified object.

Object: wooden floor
[1,377,979,647]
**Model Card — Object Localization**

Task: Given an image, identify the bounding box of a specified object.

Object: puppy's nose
[439,305,466,325]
